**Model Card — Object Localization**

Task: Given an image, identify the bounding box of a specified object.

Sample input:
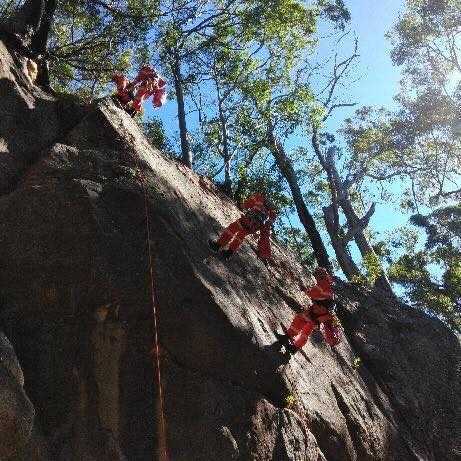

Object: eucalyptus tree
[355,0,461,315]
[0,0,159,94]
[193,0,352,270]
[388,206,461,332]
[386,0,461,205]
[155,0,350,171]
[235,33,395,289]
[310,0,461,289]
[155,0,253,168]
[186,26,271,193]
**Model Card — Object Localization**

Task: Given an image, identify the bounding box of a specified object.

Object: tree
[0,0,56,85]
[287,37,394,290]
[140,116,174,155]
[385,0,461,205]
[156,0,349,170]
[189,0,350,270]
[388,206,461,332]
[157,0,256,169]
[388,0,461,79]
[0,0,159,94]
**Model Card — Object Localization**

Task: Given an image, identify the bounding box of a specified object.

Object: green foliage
[362,252,384,285]
[0,0,161,95]
[349,252,385,287]
[140,117,173,153]
[319,0,350,28]
[388,0,461,82]
[0,0,20,19]
[350,273,368,287]
[388,205,461,332]
[276,222,317,267]
[383,0,461,205]
[285,394,297,407]
[352,356,361,369]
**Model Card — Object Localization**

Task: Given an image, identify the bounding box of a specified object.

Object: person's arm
[157,77,167,89]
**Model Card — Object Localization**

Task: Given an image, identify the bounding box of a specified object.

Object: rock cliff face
[0,40,460,461]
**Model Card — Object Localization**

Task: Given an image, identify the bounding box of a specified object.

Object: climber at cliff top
[209,192,276,260]
[111,66,167,117]
[111,74,135,115]
[276,267,341,355]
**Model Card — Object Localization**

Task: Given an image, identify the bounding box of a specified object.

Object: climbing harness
[246,209,270,226]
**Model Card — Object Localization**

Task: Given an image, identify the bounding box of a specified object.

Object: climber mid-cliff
[276,267,342,355]
[209,192,276,260]
[111,66,167,116]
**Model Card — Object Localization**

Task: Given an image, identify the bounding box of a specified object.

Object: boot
[274,332,290,346]
[208,239,221,252]
[221,249,234,259]
[286,342,299,355]
[123,106,137,117]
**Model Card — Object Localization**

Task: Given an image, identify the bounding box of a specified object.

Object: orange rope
[131,151,169,461]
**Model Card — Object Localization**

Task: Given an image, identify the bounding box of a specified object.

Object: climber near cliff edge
[276,267,342,356]
[209,192,276,260]
[111,65,167,116]
[111,74,136,115]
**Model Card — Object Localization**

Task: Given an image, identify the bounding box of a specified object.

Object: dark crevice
[273,285,305,314]
[331,383,369,461]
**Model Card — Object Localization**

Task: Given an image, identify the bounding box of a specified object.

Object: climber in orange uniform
[127,66,167,114]
[111,74,135,115]
[277,267,341,354]
[209,192,276,259]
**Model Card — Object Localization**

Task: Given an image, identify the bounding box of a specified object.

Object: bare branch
[343,202,376,243]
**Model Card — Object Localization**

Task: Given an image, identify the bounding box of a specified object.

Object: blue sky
[150,1,405,140]
[296,1,410,244]
[322,0,404,115]
[313,1,410,239]
[143,0,419,262]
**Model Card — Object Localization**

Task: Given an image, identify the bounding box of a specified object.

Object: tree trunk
[267,123,332,271]
[322,142,394,294]
[0,0,55,88]
[3,0,45,37]
[30,0,56,54]
[169,47,192,169]
[340,198,394,293]
[217,98,231,195]
[312,134,357,277]
[323,205,361,279]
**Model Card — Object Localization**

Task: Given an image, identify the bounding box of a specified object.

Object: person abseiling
[111,74,135,115]
[209,192,276,259]
[127,66,167,115]
[277,267,341,355]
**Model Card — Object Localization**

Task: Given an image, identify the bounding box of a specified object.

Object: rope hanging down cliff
[130,146,169,461]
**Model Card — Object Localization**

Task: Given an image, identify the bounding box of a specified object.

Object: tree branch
[343,202,375,243]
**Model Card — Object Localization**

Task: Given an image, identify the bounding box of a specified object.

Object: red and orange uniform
[287,271,341,348]
[127,66,167,112]
[112,75,133,105]
[216,193,276,259]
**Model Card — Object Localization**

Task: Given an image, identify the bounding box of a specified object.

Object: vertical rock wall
[0,40,460,461]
